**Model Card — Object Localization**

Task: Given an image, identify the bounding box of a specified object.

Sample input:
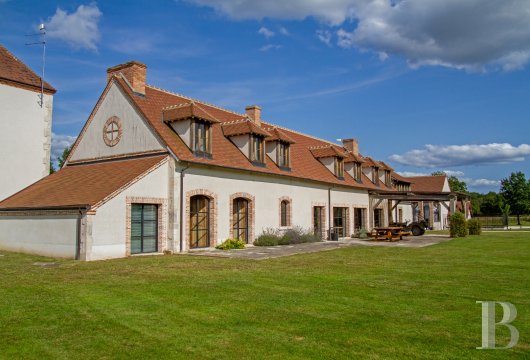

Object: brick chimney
[245,105,261,126]
[342,138,359,155]
[107,61,147,95]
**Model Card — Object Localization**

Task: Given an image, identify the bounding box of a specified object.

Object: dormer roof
[344,152,364,163]
[162,102,220,123]
[221,119,272,137]
[309,145,347,159]
[264,127,296,144]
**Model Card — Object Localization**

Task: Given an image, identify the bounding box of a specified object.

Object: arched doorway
[232,197,249,243]
[190,195,210,248]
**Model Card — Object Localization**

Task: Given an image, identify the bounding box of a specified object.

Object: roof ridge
[221,118,250,126]
[262,121,339,147]
[162,102,195,111]
[146,84,246,118]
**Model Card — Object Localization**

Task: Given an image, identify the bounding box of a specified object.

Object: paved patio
[186,235,452,260]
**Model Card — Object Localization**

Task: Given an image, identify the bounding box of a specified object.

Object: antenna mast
[25,23,47,107]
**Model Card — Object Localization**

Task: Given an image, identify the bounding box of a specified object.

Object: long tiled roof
[112,77,384,190]
[0,44,55,93]
[0,155,166,210]
[222,119,272,137]
[408,175,448,193]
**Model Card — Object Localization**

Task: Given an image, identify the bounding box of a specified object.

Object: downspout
[179,164,190,252]
[328,186,332,240]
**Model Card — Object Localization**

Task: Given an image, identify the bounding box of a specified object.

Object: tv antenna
[25,23,47,107]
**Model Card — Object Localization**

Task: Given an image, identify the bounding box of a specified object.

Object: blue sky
[1,0,529,193]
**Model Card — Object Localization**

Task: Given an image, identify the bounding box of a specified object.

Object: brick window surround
[229,192,255,243]
[186,189,218,250]
[278,196,292,228]
[332,204,351,238]
[126,197,168,256]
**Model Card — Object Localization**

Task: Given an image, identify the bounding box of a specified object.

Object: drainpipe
[75,207,87,260]
[328,187,332,240]
[179,164,190,252]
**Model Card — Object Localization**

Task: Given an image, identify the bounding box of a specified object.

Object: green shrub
[255,227,322,246]
[449,212,467,238]
[467,219,482,235]
[254,234,280,246]
[215,239,246,250]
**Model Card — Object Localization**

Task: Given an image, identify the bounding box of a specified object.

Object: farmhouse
[0,61,466,260]
[0,44,55,201]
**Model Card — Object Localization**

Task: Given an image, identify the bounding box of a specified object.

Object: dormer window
[163,102,219,159]
[250,135,265,164]
[384,170,391,187]
[192,120,211,156]
[354,162,362,181]
[335,158,344,179]
[373,167,379,185]
[278,142,290,168]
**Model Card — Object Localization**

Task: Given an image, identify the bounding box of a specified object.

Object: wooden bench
[369,228,411,241]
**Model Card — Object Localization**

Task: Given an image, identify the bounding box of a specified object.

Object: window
[353,163,362,181]
[434,204,440,222]
[280,200,290,227]
[190,196,210,248]
[277,142,290,168]
[131,204,158,254]
[334,158,344,179]
[398,208,403,223]
[233,198,249,243]
[373,167,380,185]
[250,136,265,164]
[423,203,430,222]
[333,207,348,238]
[354,208,366,231]
[313,206,324,237]
[385,170,391,186]
[192,121,211,156]
[373,208,383,227]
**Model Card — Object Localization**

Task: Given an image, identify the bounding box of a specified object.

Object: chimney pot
[106,61,147,95]
[245,105,262,126]
[342,138,359,156]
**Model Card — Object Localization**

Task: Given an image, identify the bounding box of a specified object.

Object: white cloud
[187,0,530,71]
[397,170,464,177]
[46,4,102,50]
[51,133,76,163]
[464,178,501,187]
[390,143,530,168]
[260,44,282,51]
[278,26,289,36]
[316,29,332,46]
[258,26,275,38]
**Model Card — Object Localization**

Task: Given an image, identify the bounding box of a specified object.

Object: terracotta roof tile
[309,145,347,159]
[163,102,220,123]
[264,127,296,144]
[0,155,166,210]
[101,78,391,191]
[0,44,55,93]
[344,152,364,163]
[408,175,448,193]
[391,172,413,183]
[222,119,272,137]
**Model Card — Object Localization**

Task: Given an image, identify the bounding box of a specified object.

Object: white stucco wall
[88,159,169,260]
[320,157,335,174]
[0,84,53,201]
[69,83,164,162]
[176,165,370,251]
[0,214,78,258]
[266,141,277,163]
[170,119,191,148]
[231,135,249,158]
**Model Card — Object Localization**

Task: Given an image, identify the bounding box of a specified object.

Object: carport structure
[368,190,470,229]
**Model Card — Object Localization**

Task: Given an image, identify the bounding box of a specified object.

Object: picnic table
[369,227,411,241]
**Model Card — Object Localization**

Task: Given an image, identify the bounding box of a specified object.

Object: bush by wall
[467,219,482,235]
[254,226,322,246]
[215,239,246,250]
[449,212,467,238]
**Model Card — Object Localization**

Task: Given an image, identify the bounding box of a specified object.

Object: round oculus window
[103,116,122,147]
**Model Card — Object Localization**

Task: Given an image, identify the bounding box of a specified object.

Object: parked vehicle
[390,220,428,236]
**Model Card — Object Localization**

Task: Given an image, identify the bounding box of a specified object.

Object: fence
[474,215,530,229]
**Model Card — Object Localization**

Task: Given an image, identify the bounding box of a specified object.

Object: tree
[480,192,502,216]
[431,171,468,193]
[57,145,72,169]
[500,171,530,225]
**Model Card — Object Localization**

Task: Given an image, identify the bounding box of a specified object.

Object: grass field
[0,233,528,359]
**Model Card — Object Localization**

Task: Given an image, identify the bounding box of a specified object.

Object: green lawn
[1,233,528,359]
